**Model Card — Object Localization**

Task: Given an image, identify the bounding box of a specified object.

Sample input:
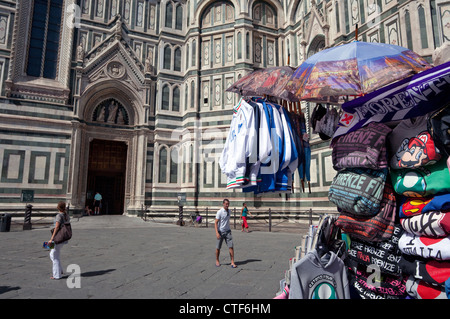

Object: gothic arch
[287,0,303,25]
[247,0,284,26]
[194,0,240,25]
[79,80,144,127]
[307,34,325,58]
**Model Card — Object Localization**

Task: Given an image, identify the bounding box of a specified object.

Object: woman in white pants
[48,201,70,280]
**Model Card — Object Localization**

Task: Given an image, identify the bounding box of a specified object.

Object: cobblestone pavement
[0,215,306,300]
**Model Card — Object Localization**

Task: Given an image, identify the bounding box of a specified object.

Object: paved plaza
[0,215,303,300]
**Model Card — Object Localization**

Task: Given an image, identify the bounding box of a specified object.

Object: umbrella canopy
[226,66,299,101]
[284,41,432,104]
[333,60,450,139]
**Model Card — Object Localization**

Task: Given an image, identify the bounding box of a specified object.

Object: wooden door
[86,139,127,214]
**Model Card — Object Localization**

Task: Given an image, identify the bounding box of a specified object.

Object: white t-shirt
[215,207,231,232]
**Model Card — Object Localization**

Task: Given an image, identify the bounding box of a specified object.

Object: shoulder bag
[51,213,72,244]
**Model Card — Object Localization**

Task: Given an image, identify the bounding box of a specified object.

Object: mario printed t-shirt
[387,115,441,169]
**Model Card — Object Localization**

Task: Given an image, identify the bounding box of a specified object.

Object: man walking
[215,199,236,268]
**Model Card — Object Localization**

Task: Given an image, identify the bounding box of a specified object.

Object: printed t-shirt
[391,158,450,197]
[400,254,450,286]
[387,115,441,169]
[398,232,450,260]
[400,210,450,238]
[398,194,450,218]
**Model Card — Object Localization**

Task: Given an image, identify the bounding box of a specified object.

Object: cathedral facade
[0,0,446,215]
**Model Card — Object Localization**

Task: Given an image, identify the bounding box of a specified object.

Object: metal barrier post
[269,208,272,232]
[23,204,33,230]
[206,207,208,228]
[309,208,313,225]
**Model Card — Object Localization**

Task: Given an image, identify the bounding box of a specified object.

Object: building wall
[0,0,446,214]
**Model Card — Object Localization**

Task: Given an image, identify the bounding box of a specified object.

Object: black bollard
[177,205,184,226]
[23,204,32,230]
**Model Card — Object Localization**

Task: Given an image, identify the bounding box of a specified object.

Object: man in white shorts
[215,199,236,268]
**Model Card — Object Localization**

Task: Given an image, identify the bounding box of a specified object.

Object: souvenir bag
[428,102,450,157]
[311,104,339,140]
[328,168,387,216]
[310,103,327,134]
[51,213,72,244]
[335,181,396,241]
[331,122,391,171]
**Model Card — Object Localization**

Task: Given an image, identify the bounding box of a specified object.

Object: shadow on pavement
[81,269,116,278]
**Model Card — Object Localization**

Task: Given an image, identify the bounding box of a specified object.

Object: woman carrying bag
[48,201,71,280]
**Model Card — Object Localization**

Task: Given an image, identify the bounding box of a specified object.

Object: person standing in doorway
[215,199,237,268]
[94,192,102,215]
[240,202,253,232]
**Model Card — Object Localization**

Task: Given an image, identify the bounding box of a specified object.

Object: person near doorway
[94,192,102,215]
[48,201,70,280]
[240,202,253,232]
[84,205,93,216]
[215,199,236,268]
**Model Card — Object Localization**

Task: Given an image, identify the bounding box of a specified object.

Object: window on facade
[170,149,178,183]
[185,84,188,111]
[191,81,195,108]
[182,147,186,183]
[175,5,183,30]
[162,85,170,110]
[164,46,171,69]
[165,2,173,28]
[27,0,63,79]
[335,2,340,33]
[186,44,190,68]
[192,40,196,66]
[237,32,242,59]
[174,47,181,71]
[418,6,428,49]
[405,11,413,50]
[159,147,167,183]
[189,144,193,183]
[173,86,180,112]
[246,32,250,59]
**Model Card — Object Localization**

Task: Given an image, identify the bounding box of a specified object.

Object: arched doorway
[307,34,325,58]
[86,139,127,215]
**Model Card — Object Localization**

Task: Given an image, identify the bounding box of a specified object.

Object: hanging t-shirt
[289,249,350,299]
[398,232,450,260]
[346,225,404,276]
[391,158,450,197]
[347,260,407,299]
[219,98,256,189]
[400,254,450,286]
[405,277,447,299]
[387,115,441,169]
[400,210,450,238]
[398,194,450,218]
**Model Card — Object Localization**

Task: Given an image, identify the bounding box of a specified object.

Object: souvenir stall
[273,56,450,299]
[222,41,450,299]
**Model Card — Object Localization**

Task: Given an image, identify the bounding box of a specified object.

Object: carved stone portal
[93,98,129,125]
